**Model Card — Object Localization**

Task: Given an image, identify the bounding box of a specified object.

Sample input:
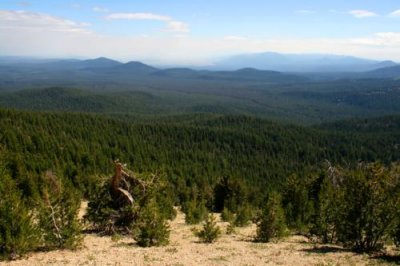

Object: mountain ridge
[213,52,397,72]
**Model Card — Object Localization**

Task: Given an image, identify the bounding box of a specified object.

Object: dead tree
[110,161,155,206]
[85,161,160,234]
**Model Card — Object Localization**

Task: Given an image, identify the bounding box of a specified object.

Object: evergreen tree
[310,173,341,243]
[195,214,221,243]
[221,208,235,223]
[255,192,287,243]
[0,166,38,260]
[37,171,82,250]
[234,204,253,227]
[184,200,208,225]
[335,163,400,252]
[133,200,170,247]
[282,174,315,230]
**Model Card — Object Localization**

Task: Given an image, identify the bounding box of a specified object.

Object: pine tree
[311,175,341,243]
[335,163,400,252]
[133,200,170,247]
[282,174,315,230]
[234,204,253,227]
[195,214,221,243]
[184,200,208,225]
[255,192,287,242]
[37,171,82,250]
[0,166,38,260]
[221,208,235,222]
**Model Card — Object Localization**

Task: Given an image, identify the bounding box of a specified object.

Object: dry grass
[2,204,398,266]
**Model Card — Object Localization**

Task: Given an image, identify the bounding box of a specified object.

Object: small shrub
[226,222,236,235]
[221,208,235,223]
[184,200,208,225]
[234,204,252,227]
[111,233,122,242]
[195,214,221,243]
[133,201,170,247]
[255,192,287,243]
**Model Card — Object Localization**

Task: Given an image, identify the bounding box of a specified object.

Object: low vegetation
[194,214,221,243]
[133,200,170,247]
[0,165,82,260]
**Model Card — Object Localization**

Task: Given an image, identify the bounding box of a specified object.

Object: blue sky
[1,0,400,64]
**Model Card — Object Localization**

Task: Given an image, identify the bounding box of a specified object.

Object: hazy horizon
[1,0,400,65]
[1,51,397,68]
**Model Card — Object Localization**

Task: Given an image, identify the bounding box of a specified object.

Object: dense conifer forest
[1,61,400,260]
[1,109,399,200]
[1,107,399,260]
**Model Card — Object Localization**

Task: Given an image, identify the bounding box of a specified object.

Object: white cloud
[389,10,400,17]
[106,12,171,21]
[92,6,109,13]
[1,10,400,64]
[0,10,90,33]
[105,12,190,33]
[350,32,400,47]
[166,21,189,33]
[348,10,378,18]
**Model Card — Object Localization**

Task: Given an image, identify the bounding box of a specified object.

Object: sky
[1,0,400,65]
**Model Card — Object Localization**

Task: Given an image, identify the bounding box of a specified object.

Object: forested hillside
[2,79,400,124]
[1,109,400,260]
[1,109,399,200]
[2,59,400,124]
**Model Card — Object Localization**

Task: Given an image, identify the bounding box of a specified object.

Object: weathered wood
[117,188,134,204]
[110,161,149,205]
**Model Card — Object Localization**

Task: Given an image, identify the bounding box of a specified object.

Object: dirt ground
[2,205,399,266]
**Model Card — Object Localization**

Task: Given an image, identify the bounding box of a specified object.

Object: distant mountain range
[0,55,400,90]
[363,65,400,79]
[1,55,400,124]
[0,57,308,88]
[212,52,398,72]
[1,53,398,74]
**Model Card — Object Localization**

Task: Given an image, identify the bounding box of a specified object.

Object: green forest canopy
[0,108,399,203]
